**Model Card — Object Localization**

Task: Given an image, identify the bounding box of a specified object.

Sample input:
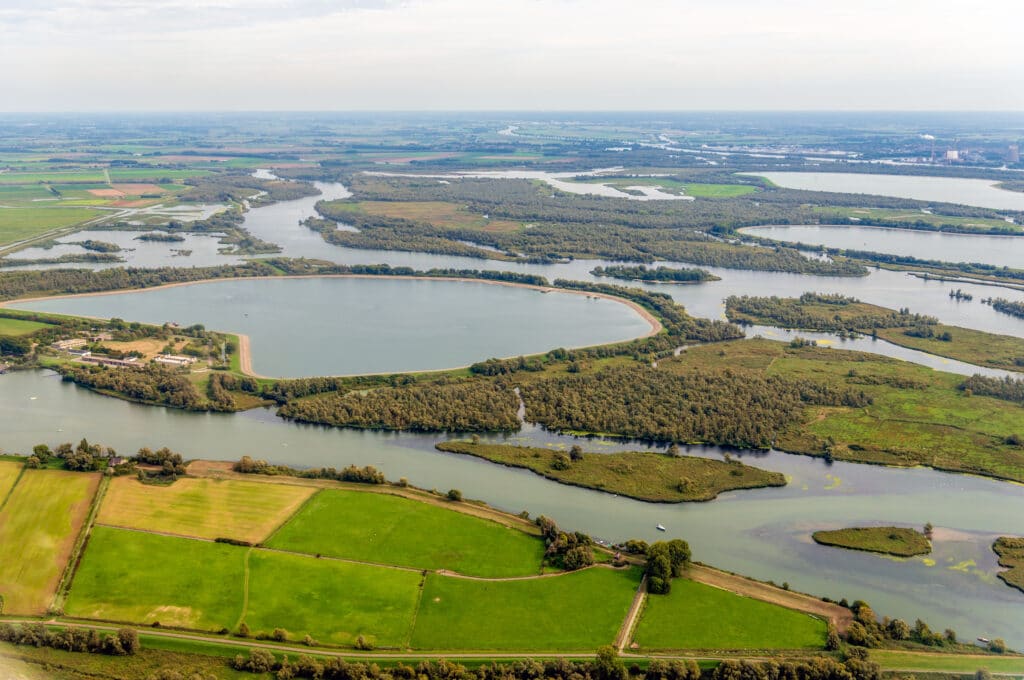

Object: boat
[656,524,666,532]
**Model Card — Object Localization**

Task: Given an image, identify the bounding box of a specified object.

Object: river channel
[3,171,1024,646]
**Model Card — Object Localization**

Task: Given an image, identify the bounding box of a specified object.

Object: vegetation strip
[811,527,932,557]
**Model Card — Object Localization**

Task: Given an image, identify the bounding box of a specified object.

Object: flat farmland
[410,566,641,651]
[98,476,315,543]
[266,489,546,577]
[0,469,100,614]
[633,579,827,650]
[0,206,103,245]
[340,200,522,233]
[66,527,245,630]
[0,317,52,336]
[0,460,23,502]
[244,550,422,647]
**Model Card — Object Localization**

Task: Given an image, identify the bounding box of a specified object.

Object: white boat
[656,524,666,532]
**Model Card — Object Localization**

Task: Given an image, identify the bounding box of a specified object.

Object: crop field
[97,476,316,543]
[0,171,108,184]
[0,316,52,336]
[633,579,827,650]
[66,527,246,630]
[0,206,104,246]
[244,550,422,646]
[266,489,546,577]
[410,567,641,650]
[0,469,99,614]
[0,460,23,501]
[338,200,523,233]
[869,650,1024,674]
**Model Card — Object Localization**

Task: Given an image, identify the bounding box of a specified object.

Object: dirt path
[687,563,853,633]
[615,574,647,651]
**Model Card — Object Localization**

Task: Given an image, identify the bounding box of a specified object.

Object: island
[812,527,931,557]
[993,536,1024,593]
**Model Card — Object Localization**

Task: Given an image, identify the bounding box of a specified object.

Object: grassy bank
[435,441,786,502]
[811,527,931,557]
[993,537,1024,593]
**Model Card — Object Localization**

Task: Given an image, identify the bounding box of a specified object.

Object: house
[51,338,88,351]
[81,355,139,368]
[153,354,198,367]
[67,349,92,358]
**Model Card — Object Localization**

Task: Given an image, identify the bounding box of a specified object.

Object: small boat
[656,524,666,532]
[978,637,991,644]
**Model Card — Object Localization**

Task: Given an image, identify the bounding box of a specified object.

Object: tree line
[591,265,717,283]
[0,623,139,657]
[959,374,1024,404]
[233,456,386,484]
[725,294,937,332]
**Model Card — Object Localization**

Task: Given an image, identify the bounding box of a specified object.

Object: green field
[435,441,785,502]
[0,469,99,614]
[410,567,641,650]
[244,550,422,646]
[0,460,23,503]
[97,476,315,543]
[267,489,546,577]
[870,649,1024,674]
[0,206,103,246]
[875,324,1024,372]
[576,177,757,198]
[0,316,51,336]
[0,171,108,184]
[633,579,827,650]
[812,526,931,557]
[66,527,246,630]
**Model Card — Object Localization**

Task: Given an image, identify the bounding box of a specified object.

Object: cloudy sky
[1,0,1021,111]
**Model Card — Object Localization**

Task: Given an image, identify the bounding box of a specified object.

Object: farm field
[97,476,316,543]
[633,579,827,650]
[0,316,52,336]
[0,469,99,614]
[65,527,246,630]
[266,489,546,577]
[244,550,422,646]
[409,567,641,651]
[0,459,23,501]
[333,200,523,233]
[868,650,1024,674]
[0,206,104,246]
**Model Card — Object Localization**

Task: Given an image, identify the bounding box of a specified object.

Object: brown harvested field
[0,460,22,502]
[97,476,316,543]
[99,338,181,360]
[111,183,165,195]
[0,469,100,614]
[354,200,522,233]
[87,188,124,198]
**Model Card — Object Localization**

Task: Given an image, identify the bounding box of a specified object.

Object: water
[749,172,1024,211]
[741,224,1024,269]
[9,277,653,378]
[1,369,1022,647]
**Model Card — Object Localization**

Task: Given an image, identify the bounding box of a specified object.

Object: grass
[633,579,827,650]
[97,476,316,543]
[663,339,1024,483]
[575,177,757,198]
[435,441,786,502]
[244,550,422,647]
[992,536,1024,593]
[266,489,546,577]
[0,316,52,336]
[66,527,246,631]
[0,459,23,502]
[874,324,1024,371]
[869,649,1024,674]
[410,566,641,650]
[811,527,931,557]
[0,206,103,246]
[333,200,523,233]
[813,206,1020,232]
[0,469,99,614]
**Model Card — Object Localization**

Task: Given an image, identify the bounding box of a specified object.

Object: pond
[8,277,656,377]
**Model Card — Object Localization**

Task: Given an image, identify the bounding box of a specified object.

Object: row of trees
[519,365,871,449]
[57,363,206,410]
[725,295,937,332]
[959,374,1024,404]
[590,265,715,283]
[233,456,386,484]
[536,515,595,571]
[0,623,139,656]
[989,298,1024,319]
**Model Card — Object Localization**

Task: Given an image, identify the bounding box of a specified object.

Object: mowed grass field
[0,317,52,336]
[267,489,546,577]
[0,206,103,246]
[0,460,23,500]
[244,551,422,647]
[410,567,641,651]
[338,200,522,233]
[98,476,315,543]
[0,469,99,614]
[66,527,246,630]
[633,579,827,650]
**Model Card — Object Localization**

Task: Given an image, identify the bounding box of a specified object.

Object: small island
[812,526,931,557]
[435,440,786,503]
[591,265,720,284]
[993,536,1024,594]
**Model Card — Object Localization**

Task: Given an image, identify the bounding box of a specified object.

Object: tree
[551,453,571,470]
[594,646,627,680]
[446,489,462,502]
[923,522,934,540]
[825,625,841,651]
[116,628,140,655]
[887,618,910,640]
[237,622,250,638]
[569,445,584,461]
[989,639,1007,654]
[32,444,52,464]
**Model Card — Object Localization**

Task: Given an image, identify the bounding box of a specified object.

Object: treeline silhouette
[726,294,937,331]
[960,374,1024,404]
[591,265,716,283]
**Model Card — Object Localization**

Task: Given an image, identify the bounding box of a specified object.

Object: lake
[749,172,1024,211]
[9,277,655,377]
[2,369,1022,648]
[741,224,1024,269]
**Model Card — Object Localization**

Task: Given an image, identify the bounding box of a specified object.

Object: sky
[1,0,1022,111]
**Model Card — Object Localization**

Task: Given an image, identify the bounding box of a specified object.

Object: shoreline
[3,274,663,380]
